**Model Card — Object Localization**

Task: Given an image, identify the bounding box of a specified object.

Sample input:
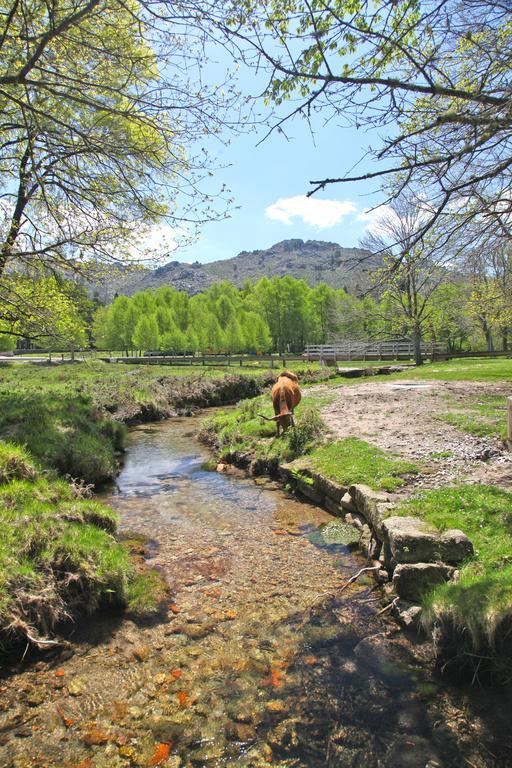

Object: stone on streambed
[392,563,454,602]
[382,516,473,568]
[340,491,356,513]
[311,520,360,548]
[393,600,423,630]
[353,634,412,689]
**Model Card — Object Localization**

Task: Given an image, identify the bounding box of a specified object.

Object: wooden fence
[100,354,306,368]
[304,341,446,361]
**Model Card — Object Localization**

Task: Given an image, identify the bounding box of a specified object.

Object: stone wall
[280,464,474,629]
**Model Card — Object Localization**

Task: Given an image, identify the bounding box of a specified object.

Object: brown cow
[259,370,302,436]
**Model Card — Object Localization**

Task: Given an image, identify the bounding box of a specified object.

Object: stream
[0,414,510,768]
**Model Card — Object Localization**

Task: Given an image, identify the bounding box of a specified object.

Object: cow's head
[258,411,294,434]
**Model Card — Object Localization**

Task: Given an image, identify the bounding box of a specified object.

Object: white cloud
[357,205,396,235]
[265,195,357,229]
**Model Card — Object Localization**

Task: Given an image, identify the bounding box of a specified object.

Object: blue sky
[159,63,388,265]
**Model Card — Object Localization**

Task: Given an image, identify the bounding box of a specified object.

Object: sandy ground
[312,379,512,495]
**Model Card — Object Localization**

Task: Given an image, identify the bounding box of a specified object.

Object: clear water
[0,416,509,768]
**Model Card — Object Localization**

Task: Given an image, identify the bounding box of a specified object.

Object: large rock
[393,600,423,630]
[382,516,473,568]
[349,484,393,537]
[340,491,356,513]
[392,563,454,602]
[313,472,347,504]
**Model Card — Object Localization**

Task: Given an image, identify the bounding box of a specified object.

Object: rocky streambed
[0,415,510,768]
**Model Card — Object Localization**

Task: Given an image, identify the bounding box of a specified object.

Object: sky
[156,56,388,266]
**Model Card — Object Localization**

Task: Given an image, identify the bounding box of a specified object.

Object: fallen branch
[25,632,62,648]
[376,597,399,616]
[339,566,381,594]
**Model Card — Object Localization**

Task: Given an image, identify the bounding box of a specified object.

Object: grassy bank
[394,485,512,680]
[0,361,285,485]
[438,393,509,439]
[199,392,327,468]
[0,444,165,651]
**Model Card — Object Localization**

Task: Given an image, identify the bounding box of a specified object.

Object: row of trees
[1,1,510,359]
[1,256,509,356]
[92,278,336,354]
[89,266,511,356]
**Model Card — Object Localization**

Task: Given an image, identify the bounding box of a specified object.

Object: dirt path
[313,379,512,493]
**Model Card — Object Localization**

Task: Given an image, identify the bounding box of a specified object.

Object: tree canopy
[202,0,512,247]
[0,0,237,279]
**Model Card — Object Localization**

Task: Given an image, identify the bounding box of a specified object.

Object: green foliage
[132,314,160,353]
[0,274,88,349]
[308,437,419,491]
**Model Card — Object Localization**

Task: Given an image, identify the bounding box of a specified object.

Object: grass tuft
[199,393,327,465]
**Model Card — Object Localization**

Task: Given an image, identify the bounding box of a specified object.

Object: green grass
[394,356,512,382]
[307,437,419,491]
[437,393,508,439]
[394,485,512,651]
[0,443,164,648]
[201,393,418,491]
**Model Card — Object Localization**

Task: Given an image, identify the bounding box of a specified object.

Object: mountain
[89,239,379,302]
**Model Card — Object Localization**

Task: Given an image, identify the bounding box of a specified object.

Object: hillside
[89,239,378,301]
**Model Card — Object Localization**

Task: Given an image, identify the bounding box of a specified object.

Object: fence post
[508,397,512,447]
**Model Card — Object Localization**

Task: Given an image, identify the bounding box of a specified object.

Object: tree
[0,274,87,348]
[203,315,224,352]
[361,201,447,365]
[225,317,245,352]
[311,284,338,343]
[205,0,512,246]
[0,0,237,286]
[132,315,159,354]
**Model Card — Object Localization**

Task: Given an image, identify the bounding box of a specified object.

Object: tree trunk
[412,325,423,366]
[502,330,508,352]
[0,140,32,277]
[483,324,494,352]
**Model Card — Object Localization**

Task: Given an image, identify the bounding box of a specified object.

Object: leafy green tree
[0,330,16,351]
[0,0,237,298]
[204,315,224,352]
[310,284,338,343]
[132,315,159,355]
[0,274,87,349]
[225,317,245,352]
[216,295,236,328]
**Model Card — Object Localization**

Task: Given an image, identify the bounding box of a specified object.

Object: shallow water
[0,415,510,768]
